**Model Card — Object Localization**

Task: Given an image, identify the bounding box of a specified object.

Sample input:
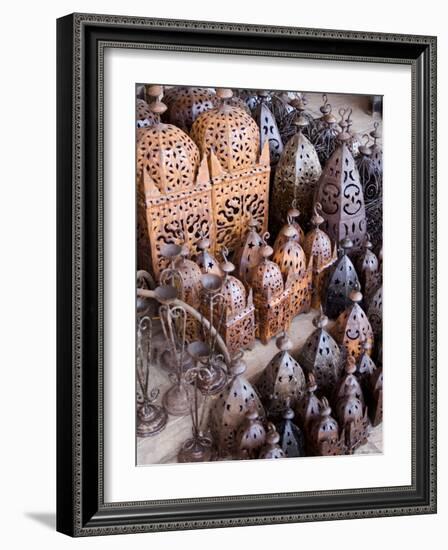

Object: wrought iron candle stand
[258,423,285,459]
[234,217,265,287]
[136,270,156,318]
[298,307,343,397]
[275,398,305,458]
[324,237,361,320]
[136,315,168,437]
[273,201,305,248]
[311,94,340,165]
[308,397,346,456]
[256,91,284,165]
[235,405,267,459]
[256,331,307,416]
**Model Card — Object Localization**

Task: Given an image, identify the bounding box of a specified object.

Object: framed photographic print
[56,13,437,536]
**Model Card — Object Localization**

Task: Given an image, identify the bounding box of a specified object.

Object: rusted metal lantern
[314,118,367,253]
[298,308,343,397]
[286,94,317,142]
[234,217,265,287]
[367,285,383,341]
[256,332,307,415]
[357,233,379,289]
[296,373,323,434]
[191,87,270,254]
[331,285,374,362]
[256,93,284,165]
[273,219,312,318]
[309,397,346,456]
[136,98,160,128]
[273,201,305,248]
[369,367,383,427]
[335,384,369,453]
[311,94,340,165]
[356,341,377,396]
[334,355,365,410]
[250,241,292,344]
[303,203,337,309]
[344,107,361,158]
[195,231,223,277]
[235,406,267,459]
[324,237,361,320]
[272,111,322,228]
[209,355,264,457]
[258,423,285,459]
[164,86,217,132]
[275,399,306,458]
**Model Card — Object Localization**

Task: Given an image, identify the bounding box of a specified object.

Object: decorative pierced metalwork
[331,285,374,362]
[136,98,160,128]
[191,88,270,254]
[272,111,322,227]
[335,377,369,453]
[136,316,168,437]
[259,423,285,459]
[324,237,361,319]
[369,367,383,427]
[250,240,292,344]
[235,406,266,459]
[234,217,264,287]
[165,87,217,132]
[334,355,365,410]
[195,231,223,277]
[256,96,283,165]
[273,202,305,248]
[367,285,383,340]
[357,233,379,290]
[256,332,306,415]
[308,397,346,456]
[286,94,317,142]
[275,400,305,458]
[344,107,361,158]
[296,373,323,434]
[298,308,343,396]
[209,355,264,457]
[356,341,377,396]
[311,94,340,165]
[314,119,367,252]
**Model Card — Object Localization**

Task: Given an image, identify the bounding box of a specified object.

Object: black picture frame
[56,13,437,537]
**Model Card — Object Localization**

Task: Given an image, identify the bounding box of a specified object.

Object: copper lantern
[164,86,217,132]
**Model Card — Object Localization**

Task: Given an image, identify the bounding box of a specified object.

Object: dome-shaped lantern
[356,341,377,396]
[335,384,369,453]
[195,231,223,277]
[258,423,285,459]
[235,406,266,459]
[311,94,340,165]
[209,355,264,457]
[309,397,346,456]
[296,373,323,435]
[273,201,305,249]
[137,88,215,279]
[356,233,379,289]
[303,203,337,309]
[250,240,292,344]
[324,237,361,320]
[275,400,306,458]
[191,88,270,254]
[256,332,306,415]
[165,86,218,132]
[272,111,322,228]
[367,285,383,341]
[331,286,374,362]
[273,219,312,318]
[256,92,284,165]
[298,308,343,396]
[136,98,160,128]
[284,94,317,142]
[234,217,264,287]
[334,355,365,409]
[314,118,367,253]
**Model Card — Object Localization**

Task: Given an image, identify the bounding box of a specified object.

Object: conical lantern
[298,308,343,396]
[258,423,285,459]
[272,111,322,227]
[356,341,377,396]
[296,373,323,434]
[275,400,305,458]
[303,203,337,309]
[164,86,217,132]
[309,397,346,456]
[234,217,264,287]
[195,232,223,277]
[209,355,264,456]
[324,237,360,319]
[334,355,365,409]
[335,384,369,453]
[273,218,312,318]
[311,94,340,165]
[235,406,266,459]
[367,285,383,340]
[256,94,283,165]
[356,233,379,289]
[273,202,305,248]
[331,286,374,362]
[314,118,367,253]
[256,332,307,415]
[286,94,317,142]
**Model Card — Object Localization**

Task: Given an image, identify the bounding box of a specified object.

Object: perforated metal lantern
[356,341,377,396]
[234,217,264,287]
[258,423,285,459]
[298,309,343,396]
[195,233,223,277]
[136,98,160,128]
[367,285,383,340]
[256,98,284,165]
[324,237,361,320]
[309,397,346,456]
[296,373,323,434]
[272,112,322,227]
[311,94,340,165]
[256,332,306,415]
[335,384,369,453]
[209,356,264,457]
[314,121,367,253]
[273,202,305,249]
[369,367,383,427]
[164,87,217,132]
[334,355,365,410]
[275,401,305,458]
[235,406,266,459]
[331,286,374,362]
[356,233,379,289]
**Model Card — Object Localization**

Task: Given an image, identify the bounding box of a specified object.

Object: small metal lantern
[356,341,377,396]
[136,316,168,437]
[335,384,369,453]
[258,423,285,459]
[308,397,346,456]
[369,367,383,427]
[311,94,340,165]
[356,233,379,290]
[324,237,361,320]
[331,285,374,362]
[344,107,361,158]
[195,231,223,277]
[334,355,365,410]
[209,355,264,457]
[136,98,160,128]
[275,400,306,458]
[367,285,383,341]
[273,201,305,248]
[234,217,265,287]
[272,111,322,227]
[235,406,267,459]
[165,86,217,132]
[256,332,307,415]
[296,373,323,434]
[298,308,343,396]
[287,94,317,142]
[256,94,284,165]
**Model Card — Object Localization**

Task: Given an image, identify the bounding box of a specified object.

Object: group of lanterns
[135,84,383,462]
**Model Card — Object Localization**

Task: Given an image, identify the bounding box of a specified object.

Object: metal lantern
[324,237,361,320]
[136,316,168,437]
[286,94,317,142]
[235,406,267,459]
[275,400,306,458]
[298,308,343,397]
[273,201,305,248]
[335,384,369,453]
[209,355,264,457]
[334,355,365,410]
[256,94,284,165]
[250,241,292,344]
[137,91,215,279]
[367,285,383,340]
[136,98,160,128]
[344,107,361,158]
[191,88,270,254]
[195,231,223,277]
[164,87,217,132]
[356,233,379,289]
[234,217,265,287]
[258,423,285,459]
[369,367,383,427]
[356,341,377,396]
[303,203,337,309]
[311,94,340,165]
[273,219,312,318]
[272,111,322,228]
[256,332,307,415]
[308,397,346,456]
[314,119,367,253]
[296,373,323,434]
[331,286,374,362]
